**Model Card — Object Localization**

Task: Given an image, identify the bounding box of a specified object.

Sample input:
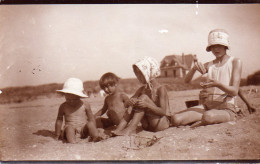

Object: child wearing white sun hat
[55,78,107,143]
[56,78,88,98]
[171,29,254,127]
[206,29,230,52]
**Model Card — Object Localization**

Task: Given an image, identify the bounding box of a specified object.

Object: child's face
[65,93,81,106]
[210,44,227,58]
[103,83,117,95]
[133,66,146,84]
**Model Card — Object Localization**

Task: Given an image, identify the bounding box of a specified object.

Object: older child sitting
[112,56,171,136]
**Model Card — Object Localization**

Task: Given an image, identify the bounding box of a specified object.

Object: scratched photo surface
[0,4,260,160]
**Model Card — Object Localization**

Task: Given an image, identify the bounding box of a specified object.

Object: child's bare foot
[110,130,119,136]
[190,121,203,128]
[91,128,109,142]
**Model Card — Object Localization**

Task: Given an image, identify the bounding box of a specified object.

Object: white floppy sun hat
[56,78,88,98]
[206,29,230,52]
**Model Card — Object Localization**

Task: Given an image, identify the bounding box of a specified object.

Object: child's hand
[200,79,219,88]
[136,99,149,109]
[192,55,198,62]
[199,89,208,100]
[194,62,206,74]
[129,98,138,106]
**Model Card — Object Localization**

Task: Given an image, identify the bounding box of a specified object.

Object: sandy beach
[0,86,260,160]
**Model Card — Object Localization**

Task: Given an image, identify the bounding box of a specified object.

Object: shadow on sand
[33,129,56,139]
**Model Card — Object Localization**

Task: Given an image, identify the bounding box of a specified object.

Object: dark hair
[99,72,120,90]
[209,44,228,51]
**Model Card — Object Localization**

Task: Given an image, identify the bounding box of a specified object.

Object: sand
[0,86,260,160]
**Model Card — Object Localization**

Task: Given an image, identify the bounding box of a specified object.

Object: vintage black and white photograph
[0,3,260,161]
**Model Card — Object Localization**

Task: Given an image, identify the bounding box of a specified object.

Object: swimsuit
[62,104,88,138]
[204,56,240,118]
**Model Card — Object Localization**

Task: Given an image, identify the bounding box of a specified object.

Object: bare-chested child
[112,56,170,136]
[55,78,106,143]
[95,72,131,129]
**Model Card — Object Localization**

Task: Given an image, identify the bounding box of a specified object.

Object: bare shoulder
[104,94,111,102]
[157,85,168,94]
[82,99,91,109]
[59,102,67,110]
[232,57,241,63]
[120,92,129,98]
[232,57,242,67]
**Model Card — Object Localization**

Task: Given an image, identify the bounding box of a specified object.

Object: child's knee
[139,94,150,101]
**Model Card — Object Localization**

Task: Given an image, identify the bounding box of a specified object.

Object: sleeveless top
[64,104,87,129]
[206,56,237,111]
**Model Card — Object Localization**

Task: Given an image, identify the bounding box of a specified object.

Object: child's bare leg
[85,121,101,141]
[202,109,231,125]
[141,115,149,130]
[171,110,203,126]
[114,110,145,136]
[95,117,104,128]
[112,107,134,135]
[152,116,170,132]
[96,117,114,129]
[112,119,128,135]
[64,126,76,143]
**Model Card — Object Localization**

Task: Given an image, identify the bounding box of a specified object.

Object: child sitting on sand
[177,55,256,114]
[55,78,106,143]
[95,72,131,129]
[112,56,171,136]
[172,29,253,127]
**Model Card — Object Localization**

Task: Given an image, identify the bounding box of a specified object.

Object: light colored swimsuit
[205,56,240,115]
[63,104,87,138]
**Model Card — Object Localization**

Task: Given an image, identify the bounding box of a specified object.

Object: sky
[0,4,260,88]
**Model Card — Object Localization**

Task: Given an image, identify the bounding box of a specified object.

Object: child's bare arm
[121,93,131,107]
[129,86,145,105]
[55,104,64,139]
[238,88,256,113]
[84,101,105,140]
[131,86,144,98]
[184,61,209,83]
[94,98,108,117]
[137,87,168,116]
